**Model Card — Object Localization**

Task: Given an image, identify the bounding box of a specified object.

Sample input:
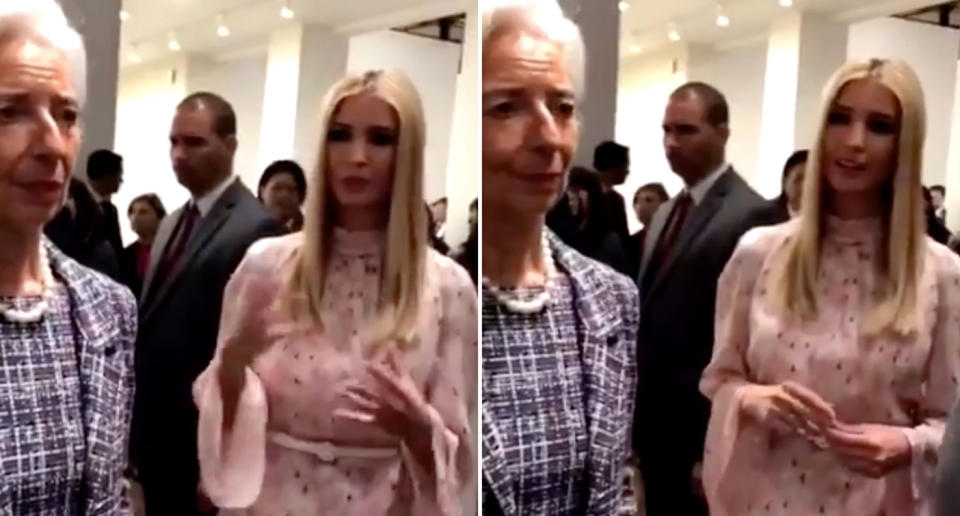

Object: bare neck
[828,190,884,220]
[482,209,549,287]
[0,226,45,297]
[335,205,389,231]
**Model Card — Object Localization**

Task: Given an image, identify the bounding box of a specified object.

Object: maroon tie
[153,203,199,288]
[643,191,693,292]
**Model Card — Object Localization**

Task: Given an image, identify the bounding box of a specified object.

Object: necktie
[642,191,693,293]
[152,203,200,289]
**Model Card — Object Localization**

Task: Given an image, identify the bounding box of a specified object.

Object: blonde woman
[700,59,960,515]
[192,70,477,515]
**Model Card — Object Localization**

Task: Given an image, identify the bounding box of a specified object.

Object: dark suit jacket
[131,179,281,475]
[603,189,631,250]
[633,168,780,464]
[120,242,147,298]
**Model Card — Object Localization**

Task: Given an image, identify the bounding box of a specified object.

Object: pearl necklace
[483,235,556,314]
[0,246,55,324]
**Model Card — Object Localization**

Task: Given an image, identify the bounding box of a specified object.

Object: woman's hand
[335,351,436,469]
[740,381,837,437]
[824,423,911,478]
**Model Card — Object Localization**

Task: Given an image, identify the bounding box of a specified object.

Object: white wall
[445,4,479,249]
[187,54,268,190]
[346,30,461,207]
[848,17,960,187]
[114,57,190,245]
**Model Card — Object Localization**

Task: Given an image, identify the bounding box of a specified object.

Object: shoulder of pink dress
[738,219,794,253]
[245,233,303,263]
[924,236,960,281]
[426,247,474,293]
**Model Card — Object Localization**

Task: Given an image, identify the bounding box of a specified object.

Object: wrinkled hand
[334,350,434,453]
[740,381,836,437]
[824,423,911,478]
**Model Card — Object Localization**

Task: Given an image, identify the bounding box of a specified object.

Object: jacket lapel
[637,198,672,287]
[139,208,179,310]
[142,180,240,323]
[647,168,733,299]
[549,232,623,514]
[45,240,121,514]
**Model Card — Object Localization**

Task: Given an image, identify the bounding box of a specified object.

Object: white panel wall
[848,17,960,187]
[346,30,461,208]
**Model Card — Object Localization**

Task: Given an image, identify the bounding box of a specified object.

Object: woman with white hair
[0,0,137,513]
[480,1,639,514]
[700,59,960,515]
[192,70,477,515]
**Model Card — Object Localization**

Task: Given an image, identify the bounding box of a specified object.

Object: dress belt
[268,431,398,462]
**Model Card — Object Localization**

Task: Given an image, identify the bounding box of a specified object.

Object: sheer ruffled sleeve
[407,257,478,516]
[192,241,275,508]
[699,228,769,513]
[902,246,960,506]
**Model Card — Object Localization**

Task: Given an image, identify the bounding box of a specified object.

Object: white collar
[193,175,235,217]
[684,163,728,206]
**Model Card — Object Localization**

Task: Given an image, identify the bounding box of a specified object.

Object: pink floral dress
[192,229,478,515]
[701,217,960,516]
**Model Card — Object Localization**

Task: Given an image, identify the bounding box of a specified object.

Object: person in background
[594,140,631,249]
[426,200,451,254]
[257,159,306,233]
[454,198,478,286]
[132,91,282,516]
[193,69,476,515]
[756,149,809,225]
[629,182,669,275]
[45,177,122,281]
[635,81,776,516]
[701,58,960,516]
[564,165,630,274]
[86,149,124,258]
[923,186,951,244]
[481,1,639,513]
[121,193,166,297]
[931,184,946,225]
[0,1,136,512]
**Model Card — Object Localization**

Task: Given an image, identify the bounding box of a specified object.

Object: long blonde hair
[774,58,926,336]
[282,70,428,347]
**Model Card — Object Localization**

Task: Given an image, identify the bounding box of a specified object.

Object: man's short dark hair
[86,149,122,180]
[670,81,729,126]
[177,91,237,138]
[593,141,629,172]
[931,185,945,196]
[634,182,669,204]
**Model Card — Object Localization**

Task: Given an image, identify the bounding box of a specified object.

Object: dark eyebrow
[833,101,897,120]
[0,92,78,109]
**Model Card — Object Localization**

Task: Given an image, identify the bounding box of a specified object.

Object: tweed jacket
[34,239,136,514]
[482,230,639,515]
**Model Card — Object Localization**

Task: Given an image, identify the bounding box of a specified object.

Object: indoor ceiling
[619,0,955,57]
[119,0,466,67]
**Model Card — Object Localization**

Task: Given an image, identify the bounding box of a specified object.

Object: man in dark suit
[132,92,281,515]
[634,82,779,516]
[86,149,124,258]
[594,141,632,248]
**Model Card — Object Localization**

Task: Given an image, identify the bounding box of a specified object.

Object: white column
[945,64,960,231]
[59,0,121,180]
[445,4,479,249]
[257,24,305,181]
[293,25,349,172]
[755,13,801,199]
[793,15,848,151]
[558,0,620,166]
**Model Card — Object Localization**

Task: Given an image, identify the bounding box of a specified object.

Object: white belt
[268,432,398,462]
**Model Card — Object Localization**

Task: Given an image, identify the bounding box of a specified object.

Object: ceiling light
[668,23,681,41]
[130,52,142,64]
[779,0,793,6]
[280,1,295,19]
[119,10,130,21]
[629,44,642,54]
[716,4,730,27]
[618,1,630,11]
[168,33,181,52]
[216,14,230,37]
